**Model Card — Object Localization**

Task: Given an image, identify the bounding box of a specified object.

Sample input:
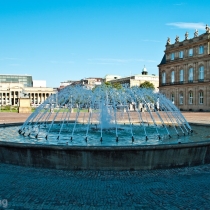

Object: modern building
[107,67,159,90]
[158,24,210,111]
[0,74,56,106]
[0,74,32,87]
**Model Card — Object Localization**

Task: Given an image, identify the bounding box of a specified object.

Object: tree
[104,82,122,89]
[112,82,122,89]
[104,82,112,87]
[139,81,155,90]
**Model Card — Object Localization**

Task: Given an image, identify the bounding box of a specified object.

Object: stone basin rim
[0,139,210,151]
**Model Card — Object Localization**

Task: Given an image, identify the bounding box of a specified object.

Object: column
[184,64,188,83]
[9,91,11,106]
[194,86,197,109]
[193,62,197,81]
[204,60,208,81]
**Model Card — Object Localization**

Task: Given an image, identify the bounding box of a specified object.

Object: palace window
[199,46,204,54]
[179,92,183,104]
[189,91,193,104]
[199,91,204,104]
[179,69,184,82]
[171,71,175,83]
[171,53,175,60]
[162,72,166,84]
[179,51,184,58]
[199,66,204,81]
[188,68,193,82]
[171,93,175,103]
[189,48,193,56]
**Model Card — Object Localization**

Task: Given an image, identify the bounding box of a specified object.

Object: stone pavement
[0,112,210,209]
[0,112,210,125]
[0,163,210,209]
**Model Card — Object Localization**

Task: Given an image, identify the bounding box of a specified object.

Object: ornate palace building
[158,24,210,111]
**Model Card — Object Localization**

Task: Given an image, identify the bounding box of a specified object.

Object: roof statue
[185,32,189,40]
[166,37,170,45]
[175,35,179,43]
[194,29,199,37]
[206,24,210,33]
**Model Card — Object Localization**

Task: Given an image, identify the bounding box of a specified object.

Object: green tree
[112,82,122,89]
[104,82,112,87]
[104,82,122,89]
[139,81,155,90]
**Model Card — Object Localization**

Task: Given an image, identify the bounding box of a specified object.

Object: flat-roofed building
[107,67,159,90]
[158,24,210,111]
[104,75,122,82]
[33,80,46,88]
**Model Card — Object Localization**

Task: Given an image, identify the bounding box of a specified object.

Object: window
[189,91,193,104]
[189,48,193,56]
[171,93,175,103]
[188,68,193,82]
[171,71,175,83]
[171,53,175,60]
[179,69,184,82]
[199,46,204,54]
[162,72,166,84]
[199,91,204,104]
[199,66,204,81]
[179,51,184,58]
[179,92,183,104]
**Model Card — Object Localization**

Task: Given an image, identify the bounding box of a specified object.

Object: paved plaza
[0,112,210,209]
[0,163,210,210]
[0,112,210,125]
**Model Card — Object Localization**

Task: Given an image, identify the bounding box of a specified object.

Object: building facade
[81,77,103,89]
[158,25,210,111]
[104,75,122,82]
[107,67,159,90]
[0,75,56,106]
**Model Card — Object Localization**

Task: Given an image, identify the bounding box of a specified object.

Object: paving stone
[0,163,210,209]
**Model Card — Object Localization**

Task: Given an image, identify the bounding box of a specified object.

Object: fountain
[18,85,193,145]
[0,85,210,170]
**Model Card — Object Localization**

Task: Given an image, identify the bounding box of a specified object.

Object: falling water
[18,85,193,145]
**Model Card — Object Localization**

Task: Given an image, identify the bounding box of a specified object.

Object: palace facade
[158,25,210,111]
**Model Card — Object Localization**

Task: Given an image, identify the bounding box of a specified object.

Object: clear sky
[0,0,210,87]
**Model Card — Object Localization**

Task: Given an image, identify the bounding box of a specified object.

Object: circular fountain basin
[1,85,209,170]
[0,123,210,170]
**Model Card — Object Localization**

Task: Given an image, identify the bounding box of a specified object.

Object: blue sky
[0,0,210,87]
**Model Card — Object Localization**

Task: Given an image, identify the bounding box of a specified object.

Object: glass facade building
[0,75,32,87]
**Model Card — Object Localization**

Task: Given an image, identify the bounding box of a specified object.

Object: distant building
[33,80,46,88]
[58,78,103,90]
[104,75,122,82]
[107,67,159,90]
[0,74,56,106]
[158,24,210,111]
[58,80,78,91]
[81,77,103,89]
[0,74,32,87]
